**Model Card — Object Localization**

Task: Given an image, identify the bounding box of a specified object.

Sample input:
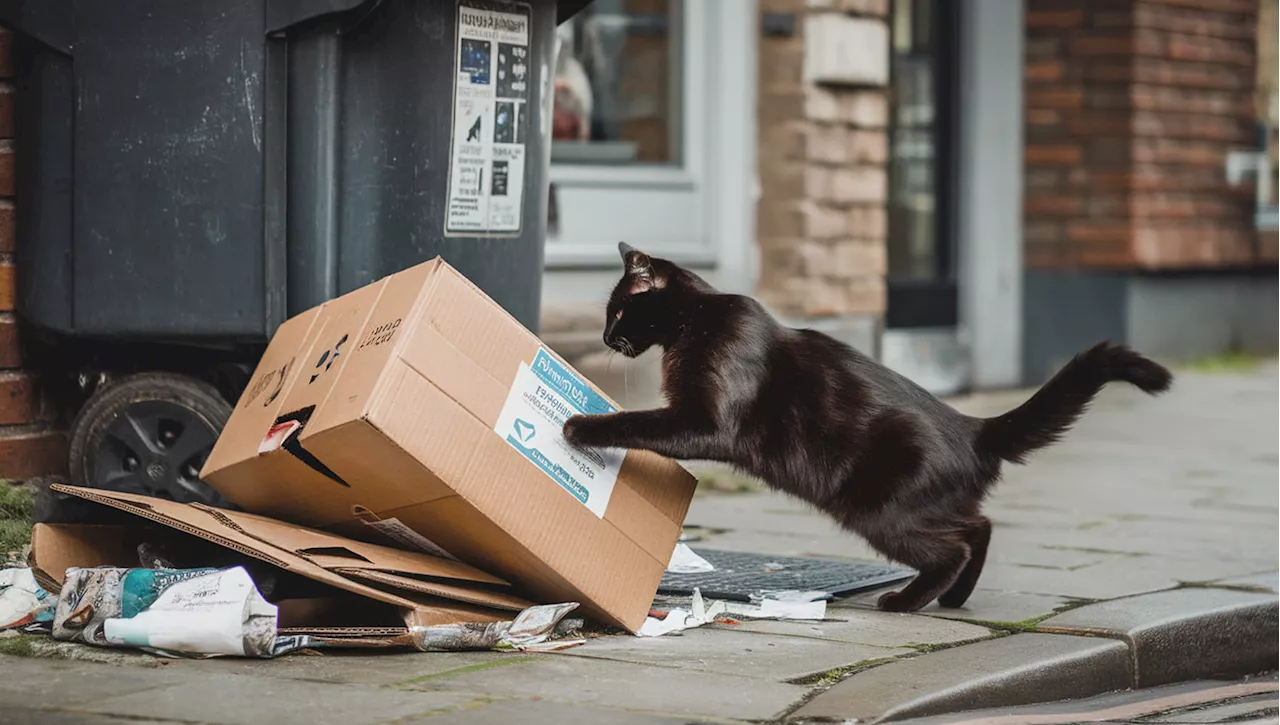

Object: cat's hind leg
[937,515,992,608]
[872,528,971,613]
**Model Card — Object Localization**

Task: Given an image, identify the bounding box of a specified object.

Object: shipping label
[493,349,625,518]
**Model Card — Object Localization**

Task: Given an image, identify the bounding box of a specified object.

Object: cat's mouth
[607,337,640,358]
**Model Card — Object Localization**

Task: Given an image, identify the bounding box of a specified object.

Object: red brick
[1026,145,1082,164]
[1026,10,1084,28]
[0,30,13,80]
[1025,61,1065,82]
[0,86,13,140]
[1064,111,1133,135]
[1257,230,1279,263]
[0,263,14,312]
[1025,167,1066,192]
[1026,88,1084,108]
[0,427,67,480]
[0,314,20,369]
[1025,194,1082,215]
[1132,4,1257,40]
[1067,222,1132,245]
[1131,140,1224,166]
[0,372,56,426]
[0,140,13,197]
[1026,108,1062,125]
[1070,36,1140,56]
[1138,0,1255,14]
[0,200,13,254]
[1024,37,1063,63]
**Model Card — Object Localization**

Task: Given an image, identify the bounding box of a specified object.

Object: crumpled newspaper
[411,602,584,652]
[0,567,58,631]
[53,566,279,658]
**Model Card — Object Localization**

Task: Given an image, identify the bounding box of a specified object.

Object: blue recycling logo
[513,418,536,443]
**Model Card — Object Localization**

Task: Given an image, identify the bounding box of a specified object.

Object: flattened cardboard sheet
[45,485,522,630]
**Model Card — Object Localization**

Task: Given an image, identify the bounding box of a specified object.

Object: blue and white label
[494,349,625,518]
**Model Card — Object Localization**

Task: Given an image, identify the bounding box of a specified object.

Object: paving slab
[1211,571,1279,594]
[791,633,1133,723]
[5,708,170,725]
[81,673,481,725]
[562,625,905,681]
[176,649,511,685]
[710,609,993,649]
[1036,587,1279,687]
[403,651,808,721]
[407,698,744,724]
[0,654,185,709]
[980,553,1275,602]
[916,590,1076,626]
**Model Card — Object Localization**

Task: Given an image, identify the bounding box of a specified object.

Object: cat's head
[602,242,707,357]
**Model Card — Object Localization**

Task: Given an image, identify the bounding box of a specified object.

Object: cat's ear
[618,242,662,293]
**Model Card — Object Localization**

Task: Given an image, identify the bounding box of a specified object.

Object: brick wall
[756,0,890,319]
[1024,0,1266,270]
[0,29,67,481]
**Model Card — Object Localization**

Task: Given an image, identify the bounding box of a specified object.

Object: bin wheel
[68,373,232,506]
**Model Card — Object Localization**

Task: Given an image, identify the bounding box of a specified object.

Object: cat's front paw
[562,415,601,449]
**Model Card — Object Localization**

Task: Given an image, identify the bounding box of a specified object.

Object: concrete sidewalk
[1,361,1276,724]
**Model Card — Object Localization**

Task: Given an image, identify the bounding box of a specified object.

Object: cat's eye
[614,309,624,320]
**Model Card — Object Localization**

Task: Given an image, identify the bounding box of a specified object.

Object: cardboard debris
[199,257,698,633]
[35,487,547,646]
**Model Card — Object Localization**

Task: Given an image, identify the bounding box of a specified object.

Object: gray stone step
[1036,586,1279,687]
[790,633,1133,723]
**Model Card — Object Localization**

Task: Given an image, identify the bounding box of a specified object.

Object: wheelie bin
[0,0,591,504]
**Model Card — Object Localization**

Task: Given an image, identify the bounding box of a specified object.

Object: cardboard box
[200,258,697,632]
[33,485,540,646]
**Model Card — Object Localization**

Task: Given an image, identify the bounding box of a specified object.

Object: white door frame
[543,0,756,299]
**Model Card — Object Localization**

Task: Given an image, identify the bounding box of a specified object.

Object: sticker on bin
[494,349,625,518]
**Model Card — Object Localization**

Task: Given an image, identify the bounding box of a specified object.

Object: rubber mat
[658,548,915,602]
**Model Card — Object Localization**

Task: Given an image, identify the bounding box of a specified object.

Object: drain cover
[658,548,915,602]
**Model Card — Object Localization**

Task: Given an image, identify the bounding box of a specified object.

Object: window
[545,0,725,268]
[552,0,682,166]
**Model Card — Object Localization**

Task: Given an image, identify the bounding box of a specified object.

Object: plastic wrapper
[0,567,57,631]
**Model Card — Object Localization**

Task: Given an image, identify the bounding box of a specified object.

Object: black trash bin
[0,0,589,503]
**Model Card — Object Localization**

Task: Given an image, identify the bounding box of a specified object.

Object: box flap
[194,505,509,587]
[333,568,535,612]
[203,306,324,481]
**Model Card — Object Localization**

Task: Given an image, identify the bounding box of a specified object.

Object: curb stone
[789,633,1133,723]
[1036,586,1279,687]
[786,583,1279,724]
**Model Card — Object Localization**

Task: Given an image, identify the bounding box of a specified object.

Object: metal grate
[658,548,915,603]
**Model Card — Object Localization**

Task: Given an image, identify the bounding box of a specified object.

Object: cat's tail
[975,342,1172,464]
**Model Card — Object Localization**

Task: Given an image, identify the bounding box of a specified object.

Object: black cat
[562,243,1173,612]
